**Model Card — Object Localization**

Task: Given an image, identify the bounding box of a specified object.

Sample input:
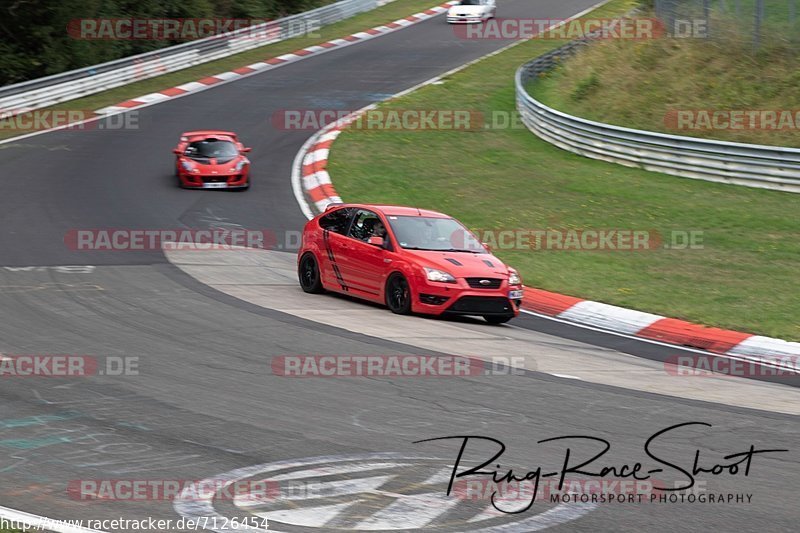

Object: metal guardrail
[0,0,379,116]
[515,40,800,193]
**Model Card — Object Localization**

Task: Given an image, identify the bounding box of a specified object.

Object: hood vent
[445,258,463,267]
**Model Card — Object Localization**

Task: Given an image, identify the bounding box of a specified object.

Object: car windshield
[459,0,482,5]
[386,215,485,252]
[184,139,238,159]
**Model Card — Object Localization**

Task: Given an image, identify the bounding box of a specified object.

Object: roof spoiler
[181,130,238,138]
[324,202,344,211]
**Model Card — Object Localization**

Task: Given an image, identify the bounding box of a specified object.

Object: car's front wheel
[484,315,511,325]
[298,253,324,294]
[386,273,412,315]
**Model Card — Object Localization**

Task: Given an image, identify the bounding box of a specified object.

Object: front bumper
[412,277,523,317]
[444,296,520,317]
[179,173,248,189]
[447,16,485,23]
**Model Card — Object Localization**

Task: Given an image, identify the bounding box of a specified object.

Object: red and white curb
[521,287,800,359]
[292,115,363,217]
[95,2,458,115]
[293,120,800,360]
[295,126,800,360]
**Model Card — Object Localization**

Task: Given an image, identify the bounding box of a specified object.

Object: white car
[447,0,496,24]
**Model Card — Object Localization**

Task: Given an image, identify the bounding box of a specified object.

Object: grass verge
[328,0,800,340]
[0,0,443,142]
[530,13,800,146]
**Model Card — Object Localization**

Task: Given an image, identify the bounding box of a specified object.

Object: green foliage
[570,71,599,101]
[0,0,333,85]
[531,10,800,146]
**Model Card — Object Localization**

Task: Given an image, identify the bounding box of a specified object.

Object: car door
[339,209,390,296]
[317,207,355,292]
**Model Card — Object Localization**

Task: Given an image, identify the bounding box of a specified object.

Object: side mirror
[367,236,385,248]
[241,147,252,153]
[172,148,182,155]
[481,242,492,252]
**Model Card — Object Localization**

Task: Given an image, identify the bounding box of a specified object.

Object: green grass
[531,10,800,146]
[0,0,443,141]
[328,0,800,340]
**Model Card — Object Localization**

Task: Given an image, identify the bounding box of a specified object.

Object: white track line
[290,0,613,219]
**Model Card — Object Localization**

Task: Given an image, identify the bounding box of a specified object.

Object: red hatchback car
[173,130,251,189]
[297,204,524,324]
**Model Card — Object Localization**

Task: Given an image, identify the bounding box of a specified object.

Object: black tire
[385,273,412,315]
[484,315,511,325]
[298,253,324,294]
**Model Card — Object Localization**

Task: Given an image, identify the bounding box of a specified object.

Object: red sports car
[173,130,251,189]
[297,204,523,324]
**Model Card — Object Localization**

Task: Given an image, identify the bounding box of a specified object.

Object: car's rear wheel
[484,315,511,325]
[386,273,412,315]
[299,253,324,294]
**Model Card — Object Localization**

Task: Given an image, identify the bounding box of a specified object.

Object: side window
[347,210,385,242]
[319,208,353,235]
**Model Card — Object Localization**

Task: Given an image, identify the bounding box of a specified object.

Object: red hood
[402,249,510,277]
[181,156,243,171]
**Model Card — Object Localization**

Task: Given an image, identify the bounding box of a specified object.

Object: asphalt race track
[0,1,798,531]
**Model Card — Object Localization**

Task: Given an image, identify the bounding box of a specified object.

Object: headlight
[424,267,456,283]
[234,159,249,171]
[509,271,522,285]
[180,161,197,173]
